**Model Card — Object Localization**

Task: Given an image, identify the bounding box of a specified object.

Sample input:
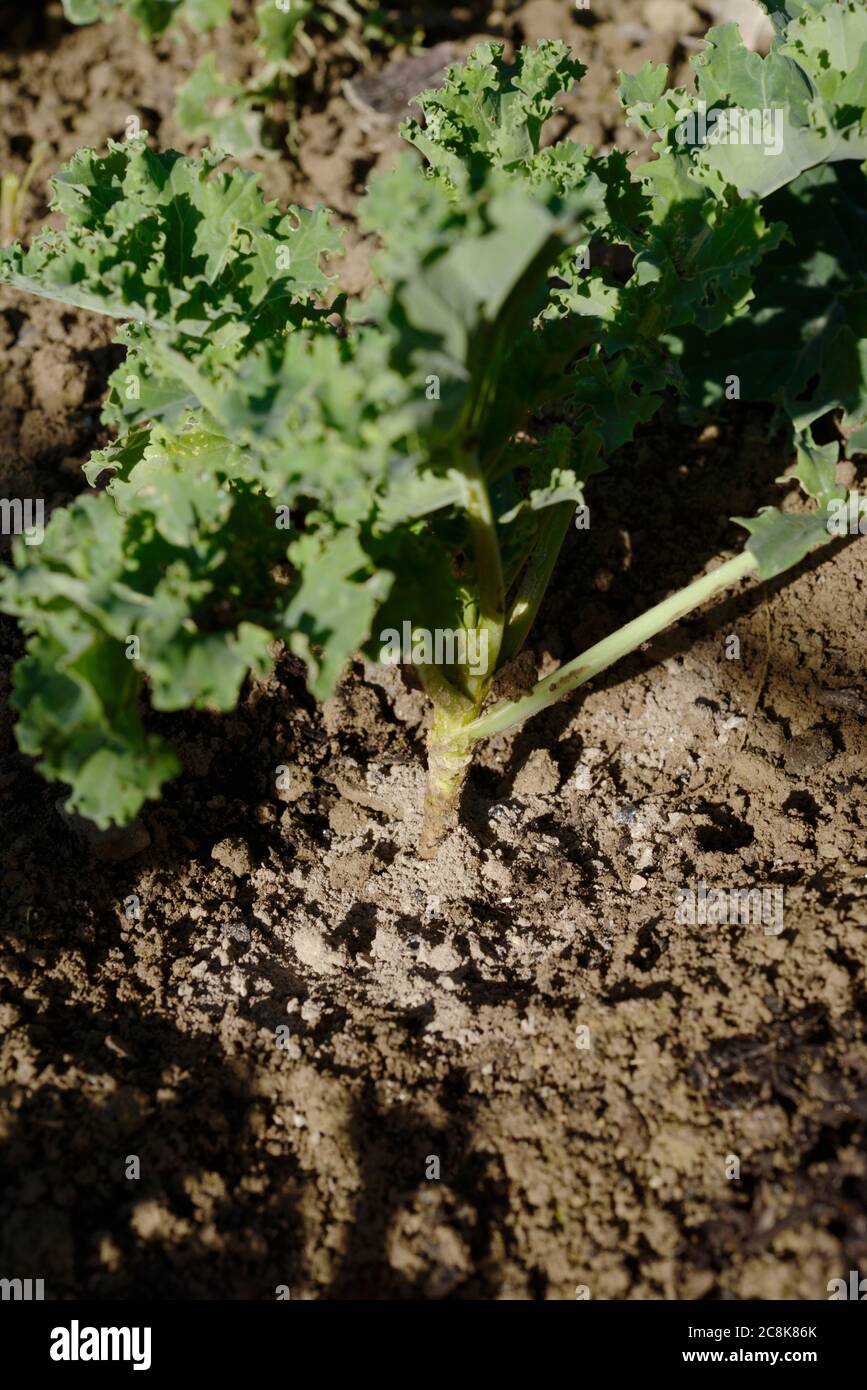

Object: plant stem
[417,450,503,855]
[462,454,505,697]
[463,549,758,743]
[416,659,475,722]
[416,549,759,854]
[418,698,479,858]
[499,500,574,664]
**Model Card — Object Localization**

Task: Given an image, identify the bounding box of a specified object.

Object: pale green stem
[418,453,504,851]
[499,501,574,665]
[417,549,760,853]
[463,457,505,698]
[418,700,478,858]
[464,549,758,743]
[416,660,474,721]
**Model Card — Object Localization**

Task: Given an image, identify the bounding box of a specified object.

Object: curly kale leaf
[0,137,343,438]
[620,5,867,457]
[0,425,282,824]
[622,6,867,198]
[401,40,587,181]
[668,160,867,449]
[0,137,341,328]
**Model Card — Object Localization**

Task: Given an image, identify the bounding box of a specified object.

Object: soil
[1,0,865,1301]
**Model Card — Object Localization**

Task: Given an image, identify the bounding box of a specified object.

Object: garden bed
[0,0,865,1299]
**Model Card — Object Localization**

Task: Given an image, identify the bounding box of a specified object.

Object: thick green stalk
[418,699,479,858]
[418,450,503,853]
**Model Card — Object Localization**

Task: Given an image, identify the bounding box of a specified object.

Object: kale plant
[1,6,865,854]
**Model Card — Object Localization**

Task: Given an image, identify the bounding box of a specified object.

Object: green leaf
[401,40,587,183]
[61,0,230,38]
[256,0,313,67]
[619,60,693,139]
[791,432,844,501]
[497,426,598,523]
[779,1,867,106]
[0,440,288,819]
[686,14,867,197]
[573,352,664,453]
[693,22,812,114]
[176,56,274,160]
[360,157,601,453]
[0,137,343,445]
[735,504,836,578]
[12,630,181,828]
[668,161,867,448]
[281,528,392,700]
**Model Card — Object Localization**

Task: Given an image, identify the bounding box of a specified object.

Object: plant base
[419,707,476,859]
